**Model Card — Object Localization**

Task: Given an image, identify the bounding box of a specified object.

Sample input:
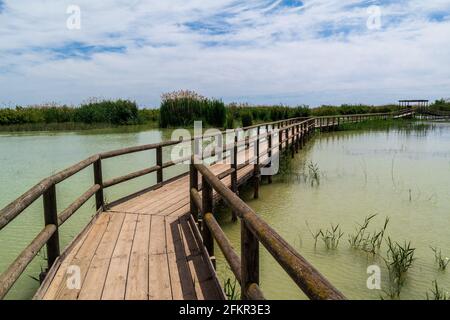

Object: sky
[0,0,449,108]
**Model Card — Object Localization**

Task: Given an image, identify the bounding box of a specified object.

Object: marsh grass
[383,238,415,298]
[430,247,450,270]
[320,224,344,250]
[306,222,343,250]
[306,221,322,248]
[426,280,449,300]
[348,214,389,254]
[224,277,240,300]
[307,161,320,186]
[338,119,432,133]
[159,90,225,128]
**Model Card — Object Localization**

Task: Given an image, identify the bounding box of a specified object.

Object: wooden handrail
[0,224,57,299]
[0,155,99,231]
[103,165,160,188]
[193,162,346,300]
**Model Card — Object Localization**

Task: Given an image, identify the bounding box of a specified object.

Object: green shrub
[0,99,140,126]
[138,108,159,123]
[74,99,139,125]
[430,99,450,112]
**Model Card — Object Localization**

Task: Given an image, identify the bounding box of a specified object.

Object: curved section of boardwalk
[36,162,256,300]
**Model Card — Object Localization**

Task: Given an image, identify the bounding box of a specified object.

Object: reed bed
[159,90,225,127]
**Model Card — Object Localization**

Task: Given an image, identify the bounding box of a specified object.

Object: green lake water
[1,122,450,300]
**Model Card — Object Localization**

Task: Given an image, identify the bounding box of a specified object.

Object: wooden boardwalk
[35,145,266,300]
[1,112,415,301]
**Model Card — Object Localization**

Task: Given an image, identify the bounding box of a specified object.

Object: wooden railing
[189,117,348,300]
[0,110,406,299]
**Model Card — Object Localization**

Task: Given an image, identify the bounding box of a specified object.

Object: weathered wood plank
[101,213,138,300]
[77,212,126,300]
[55,213,112,300]
[125,214,151,300]
[148,254,172,299]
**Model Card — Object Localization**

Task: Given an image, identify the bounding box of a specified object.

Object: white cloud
[0,0,449,107]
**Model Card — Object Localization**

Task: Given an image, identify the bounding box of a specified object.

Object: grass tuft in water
[348,214,389,254]
[307,161,320,186]
[224,277,240,300]
[430,247,450,271]
[306,221,321,248]
[320,224,344,250]
[426,280,449,300]
[383,237,415,298]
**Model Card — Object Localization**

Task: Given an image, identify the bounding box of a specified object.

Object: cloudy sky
[0,0,449,107]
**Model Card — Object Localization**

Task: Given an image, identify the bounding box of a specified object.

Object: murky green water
[1,122,450,300]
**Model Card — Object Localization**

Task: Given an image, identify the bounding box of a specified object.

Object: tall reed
[384,238,415,298]
[348,214,389,254]
[159,90,225,128]
[430,247,450,271]
[426,280,449,300]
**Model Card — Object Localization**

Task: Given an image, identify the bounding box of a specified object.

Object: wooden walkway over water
[36,163,257,300]
[0,111,415,300]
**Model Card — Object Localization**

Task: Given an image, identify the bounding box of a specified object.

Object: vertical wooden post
[156,146,163,184]
[93,159,104,211]
[245,131,250,165]
[256,126,260,165]
[278,128,283,155]
[267,131,272,184]
[231,134,238,222]
[299,123,303,149]
[241,220,259,300]
[202,176,215,268]
[253,127,260,199]
[43,184,60,269]
[290,127,295,158]
[189,163,198,222]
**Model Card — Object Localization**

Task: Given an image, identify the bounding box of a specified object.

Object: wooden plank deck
[36,138,276,300]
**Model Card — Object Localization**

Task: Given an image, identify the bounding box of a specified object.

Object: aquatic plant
[348,214,389,254]
[430,247,450,271]
[306,221,321,248]
[426,280,449,300]
[223,277,240,300]
[307,161,320,186]
[384,237,415,298]
[320,224,344,250]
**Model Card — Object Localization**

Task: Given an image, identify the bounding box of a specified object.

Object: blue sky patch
[44,42,126,60]
[429,11,448,22]
[277,0,303,9]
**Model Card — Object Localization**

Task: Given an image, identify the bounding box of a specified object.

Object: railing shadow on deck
[0,110,410,299]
